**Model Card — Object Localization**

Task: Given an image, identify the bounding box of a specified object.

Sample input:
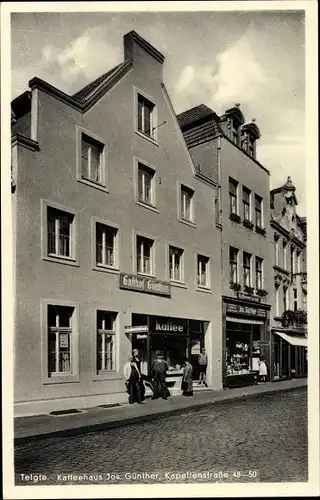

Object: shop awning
[226,317,265,325]
[274,331,308,347]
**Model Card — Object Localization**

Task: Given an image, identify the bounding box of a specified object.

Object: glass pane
[105,335,114,370]
[48,330,56,373]
[59,350,70,372]
[230,195,237,213]
[144,105,151,135]
[229,180,237,195]
[144,173,152,203]
[138,169,143,200]
[138,99,143,131]
[97,333,103,371]
[81,141,89,178]
[243,189,250,203]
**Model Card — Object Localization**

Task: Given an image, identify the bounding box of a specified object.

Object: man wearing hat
[151,351,168,400]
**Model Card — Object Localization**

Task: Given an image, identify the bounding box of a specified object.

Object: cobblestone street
[15,388,307,484]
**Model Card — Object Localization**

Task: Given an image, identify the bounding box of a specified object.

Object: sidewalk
[14,378,307,445]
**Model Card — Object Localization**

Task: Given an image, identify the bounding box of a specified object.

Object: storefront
[126,314,207,383]
[222,297,271,388]
[272,330,307,380]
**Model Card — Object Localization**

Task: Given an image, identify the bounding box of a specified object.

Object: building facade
[269,177,307,380]
[178,104,273,388]
[12,31,223,417]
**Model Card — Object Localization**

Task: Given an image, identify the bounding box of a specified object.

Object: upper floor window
[229,178,238,215]
[229,247,239,284]
[283,287,288,311]
[97,311,117,373]
[293,289,298,312]
[96,223,118,268]
[47,207,74,259]
[296,251,301,274]
[181,185,194,223]
[138,163,155,206]
[290,246,295,274]
[81,135,104,185]
[274,234,280,266]
[243,252,252,287]
[255,194,263,228]
[169,246,184,282]
[283,240,288,270]
[242,186,251,220]
[137,235,154,275]
[48,305,74,376]
[255,257,263,290]
[197,254,210,289]
[138,94,155,139]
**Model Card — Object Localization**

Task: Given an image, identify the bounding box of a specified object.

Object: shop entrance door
[188,320,204,380]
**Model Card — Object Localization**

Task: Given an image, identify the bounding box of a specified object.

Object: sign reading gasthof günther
[119,273,171,297]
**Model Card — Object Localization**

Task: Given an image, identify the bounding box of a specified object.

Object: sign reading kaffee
[119,273,171,297]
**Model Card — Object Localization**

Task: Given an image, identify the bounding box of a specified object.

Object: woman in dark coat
[181,358,193,396]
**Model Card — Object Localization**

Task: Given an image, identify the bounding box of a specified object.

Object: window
[47,207,74,258]
[293,289,298,312]
[96,223,117,268]
[275,287,280,316]
[233,125,239,145]
[283,240,288,270]
[248,138,255,158]
[181,185,194,222]
[296,251,301,274]
[242,186,251,220]
[243,252,252,287]
[255,194,262,228]
[81,134,103,185]
[48,305,74,376]
[291,247,295,274]
[255,257,263,290]
[138,94,155,138]
[197,255,210,288]
[229,247,239,283]
[229,178,238,215]
[274,234,279,266]
[138,163,154,205]
[97,311,116,372]
[169,246,183,282]
[137,236,153,275]
[283,287,288,311]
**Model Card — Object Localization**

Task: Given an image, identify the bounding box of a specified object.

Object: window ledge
[137,272,156,279]
[135,200,159,213]
[42,375,80,385]
[170,281,187,289]
[78,178,109,193]
[43,255,79,267]
[179,218,196,229]
[93,265,120,275]
[196,286,212,294]
[135,130,159,147]
[93,372,123,381]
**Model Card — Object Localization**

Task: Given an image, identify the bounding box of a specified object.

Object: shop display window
[151,334,186,372]
[226,322,262,376]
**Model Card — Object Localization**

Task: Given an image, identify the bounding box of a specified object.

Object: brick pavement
[14,378,307,444]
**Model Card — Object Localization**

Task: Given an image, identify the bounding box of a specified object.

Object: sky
[11,8,306,215]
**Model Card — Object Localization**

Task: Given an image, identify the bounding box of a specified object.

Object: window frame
[96,310,117,374]
[243,251,252,287]
[76,126,108,192]
[274,234,280,266]
[41,199,79,267]
[168,245,184,284]
[229,177,239,215]
[133,157,158,212]
[135,232,155,277]
[92,217,120,274]
[293,288,298,312]
[229,246,239,284]
[242,186,251,221]
[196,253,211,291]
[283,239,288,270]
[41,298,79,384]
[254,194,263,228]
[179,183,195,225]
[255,256,263,290]
[134,87,158,145]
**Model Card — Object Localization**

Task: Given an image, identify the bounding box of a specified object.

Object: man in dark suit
[132,348,145,401]
[151,351,168,400]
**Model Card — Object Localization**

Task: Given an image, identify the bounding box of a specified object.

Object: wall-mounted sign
[120,273,171,297]
[226,303,267,318]
[136,334,148,339]
[150,317,188,334]
[125,325,149,334]
[59,333,69,349]
[253,340,270,347]
[237,293,260,303]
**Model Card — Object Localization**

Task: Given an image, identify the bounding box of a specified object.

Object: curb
[14,384,306,446]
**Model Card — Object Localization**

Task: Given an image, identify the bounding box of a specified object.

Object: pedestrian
[181,358,193,396]
[258,356,267,383]
[132,348,145,401]
[151,351,168,400]
[123,355,142,404]
[198,347,208,387]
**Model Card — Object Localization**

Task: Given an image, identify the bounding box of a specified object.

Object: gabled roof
[177,104,219,130]
[72,62,127,102]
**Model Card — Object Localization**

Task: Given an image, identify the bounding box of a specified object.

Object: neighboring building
[12,31,223,416]
[270,177,307,380]
[178,104,273,389]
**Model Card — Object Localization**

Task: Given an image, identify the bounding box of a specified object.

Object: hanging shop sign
[150,316,188,334]
[120,273,171,297]
[226,303,268,318]
[253,340,270,348]
[125,325,149,334]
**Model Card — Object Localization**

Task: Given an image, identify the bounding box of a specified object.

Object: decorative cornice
[222,295,271,309]
[11,134,40,152]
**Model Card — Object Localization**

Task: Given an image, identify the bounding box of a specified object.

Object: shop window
[137,235,154,275]
[255,257,263,290]
[48,305,74,376]
[138,93,155,139]
[229,247,239,284]
[96,223,118,268]
[242,186,251,220]
[47,206,75,260]
[97,311,116,373]
[180,185,194,223]
[255,194,263,228]
[137,163,155,206]
[293,288,298,311]
[81,134,104,186]
[243,252,252,287]
[229,178,238,215]
[197,254,210,289]
[169,246,184,282]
